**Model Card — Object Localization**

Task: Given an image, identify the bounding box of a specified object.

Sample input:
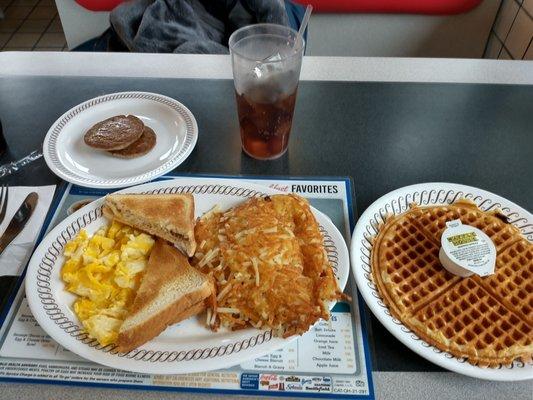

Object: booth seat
[292,0,483,14]
[57,0,497,58]
[73,0,120,11]
[74,0,483,14]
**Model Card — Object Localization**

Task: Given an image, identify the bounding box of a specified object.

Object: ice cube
[265,53,283,62]
[253,65,264,79]
[253,53,284,79]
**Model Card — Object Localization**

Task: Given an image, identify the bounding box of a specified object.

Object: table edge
[1,53,532,85]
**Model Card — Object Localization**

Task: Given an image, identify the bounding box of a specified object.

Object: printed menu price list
[241,305,356,374]
[0,298,81,362]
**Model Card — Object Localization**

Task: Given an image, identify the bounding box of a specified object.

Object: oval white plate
[351,182,533,381]
[26,178,349,374]
[43,92,198,189]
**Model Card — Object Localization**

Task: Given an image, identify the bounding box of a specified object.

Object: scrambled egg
[61,220,154,346]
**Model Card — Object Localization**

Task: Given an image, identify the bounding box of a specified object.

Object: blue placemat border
[0,172,374,400]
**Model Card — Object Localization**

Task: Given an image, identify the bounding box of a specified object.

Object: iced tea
[229,24,304,160]
[236,88,297,160]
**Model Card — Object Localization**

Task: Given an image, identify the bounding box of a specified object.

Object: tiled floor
[0,0,67,51]
[484,0,533,59]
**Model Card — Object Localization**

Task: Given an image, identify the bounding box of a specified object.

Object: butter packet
[439,219,496,278]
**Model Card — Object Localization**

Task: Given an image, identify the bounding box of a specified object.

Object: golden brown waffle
[371,200,533,367]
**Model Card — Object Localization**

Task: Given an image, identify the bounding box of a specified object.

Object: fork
[0,184,8,225]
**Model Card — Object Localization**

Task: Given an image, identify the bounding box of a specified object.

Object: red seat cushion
[76,0,483,14]
[292,0,483,14]
[75,0,124,12]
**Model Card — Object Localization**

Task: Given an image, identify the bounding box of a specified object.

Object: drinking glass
[229,24,304,160]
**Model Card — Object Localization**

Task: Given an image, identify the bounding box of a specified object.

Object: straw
[296,5,313,48]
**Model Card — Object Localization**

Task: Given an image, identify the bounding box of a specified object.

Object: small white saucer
[43,91,198,188]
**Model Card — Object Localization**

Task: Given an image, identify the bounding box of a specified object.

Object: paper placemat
[0,174,374,399]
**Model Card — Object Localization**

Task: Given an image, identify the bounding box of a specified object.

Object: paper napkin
[0,185,56,276]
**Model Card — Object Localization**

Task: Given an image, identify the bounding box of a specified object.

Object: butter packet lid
[439,219,496,278]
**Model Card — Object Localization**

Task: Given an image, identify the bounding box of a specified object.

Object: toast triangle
[103,193,196,256]
[116,239,214,352]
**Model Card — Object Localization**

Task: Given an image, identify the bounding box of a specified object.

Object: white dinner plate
[43,92,198,189]
[25,178,349,374]
[351,182,533,381]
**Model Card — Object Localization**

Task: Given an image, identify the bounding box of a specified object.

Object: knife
[0,192,38,255]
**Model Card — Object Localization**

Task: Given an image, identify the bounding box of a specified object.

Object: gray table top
[0,54,532,399]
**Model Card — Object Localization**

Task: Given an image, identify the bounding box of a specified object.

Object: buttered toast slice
[116,239,214,353]
[103,193,196,256]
